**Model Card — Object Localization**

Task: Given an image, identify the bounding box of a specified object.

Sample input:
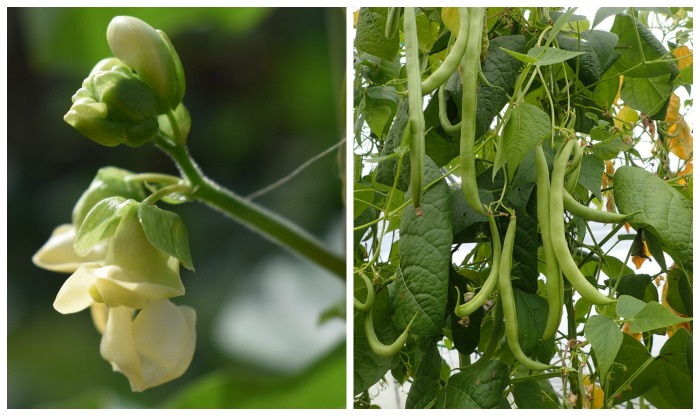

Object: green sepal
[72,167,146,226]
[158,103,191,144]
[137,202,194,270]
[74,196,136,256]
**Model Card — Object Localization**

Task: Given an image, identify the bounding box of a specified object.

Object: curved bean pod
[353,272,375,312]
[535,145,563,341]
[499,214,556,371]
[438,83,461,136]
[563,189,629,224]
[455,212,501,317]
[404,7,426,210]
[364,308,418,357]
[564,140,583,194]
[549,140,614,305]
[385,7,400,39]
[421,8,469,95]
[459,7,487,216]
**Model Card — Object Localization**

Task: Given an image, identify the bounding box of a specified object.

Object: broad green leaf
[443,360,509,408]
[620,75,673,117]
[610,333,657,405]
[545,8,577,47]
[592,8,626,29]
[415,12,439,53]
[616,294,647,318]
[558,31,620,86]
[666,267,692,316]
[496,103,550,178]
[611,14,677,78]
[511,216,540,294]
[449,265,484,355]
[527,46,585,66]
[353,182,375,220]
[643,230,667,272]
[576,155,605,201]
[590,135,633,160]
[395,156,452,336]
[358,53,402,86]
[405,341,443,409]
[645,329,693,409]
[500,47,537,64]
[376,99,409,189]
[362,98,393,140]
[584,315,623,379]
[613,166,693,272]
[513,379,559,409]
[353,288,399,395]
[611,274,657,303]
[355,7,400,61]
[74,196,132,255]
[137,203,194,270]
[628,300,692,333]
[594,66,622,112]
[513,289,550,358]
[353,206,377,250]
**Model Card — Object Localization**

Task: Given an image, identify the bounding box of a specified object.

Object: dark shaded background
[7,7,346,408]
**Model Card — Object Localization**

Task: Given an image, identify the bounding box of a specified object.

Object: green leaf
[353,288,399,395]
[616,294,647,318]
[620,75,673,117]
[405,341,443,409]
[513,289,550,359]
[666,267,692,316]
[353,182,375,220]
[74,196,132,255]
[511,217,540,294]
[496,103,550,178]
[590,135,633,160]
[527,46,585,66]
[613,166,693,272]
[415,11,439,53]
[355,7,400,61]
[513,379,559,409]
[137,202,194,270]
[396,156,453,336]
[500,47,537,64]
[584,314,623,379]
[649,329,693,409]
[611,14,677,78]
[576,154,605,201]
[592,8,626,29]
[443,360,509,408]
[449,265,484,355]
[628,300,692,333]
[610,333,657,405]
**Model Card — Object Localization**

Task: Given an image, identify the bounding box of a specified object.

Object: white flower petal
[90,302,109,334]
[53,264,100,314]
[99,306,145,391]
[132,299,196,390]
[93,265,185,309]
[33,224,107,273]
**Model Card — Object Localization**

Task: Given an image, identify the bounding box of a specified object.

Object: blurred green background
[7,7,347,408]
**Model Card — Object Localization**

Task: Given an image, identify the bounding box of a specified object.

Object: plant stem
[155,135,345,279]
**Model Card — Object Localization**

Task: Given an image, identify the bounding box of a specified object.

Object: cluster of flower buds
[34,167,195,392]
[64,16,186,148]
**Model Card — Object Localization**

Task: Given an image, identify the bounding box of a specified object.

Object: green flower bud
[64,66,160,147]
[107,16,186,112]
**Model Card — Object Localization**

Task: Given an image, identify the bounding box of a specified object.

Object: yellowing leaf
[663,93,693,160]
[615,105,638,130]
[672,45,693,70]
[441,7,460,36]
[353,9,359,27]
[622,321,642,342]
[582,376,605,409]
[677,161,692,186]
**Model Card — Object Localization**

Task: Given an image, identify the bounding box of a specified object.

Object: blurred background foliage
[7,7,346,408]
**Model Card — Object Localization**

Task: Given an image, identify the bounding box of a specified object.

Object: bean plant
[353,7,692,409]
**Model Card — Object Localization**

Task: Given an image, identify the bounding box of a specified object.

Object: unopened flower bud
[65,66,159,147]
[107,16,186,112]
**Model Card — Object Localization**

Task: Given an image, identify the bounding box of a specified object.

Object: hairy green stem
[155,135,345,279]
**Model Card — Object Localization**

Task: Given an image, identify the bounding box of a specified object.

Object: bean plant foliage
[353,7,693,409]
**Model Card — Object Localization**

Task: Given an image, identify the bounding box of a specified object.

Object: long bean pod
[404,7,426,210]
[438,83,461,135]
[353,271,375,312]
[562,189,629,224]
[385,7,400,39]
[549,140,614,305]
[499,214,556,371]
[455,212,500,317]
[421,8,469,95]
[459,7,487,216]
[364,307,418,357]
[535,145,563,341]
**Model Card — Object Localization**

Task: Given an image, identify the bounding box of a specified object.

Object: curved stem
[155,135,345,279]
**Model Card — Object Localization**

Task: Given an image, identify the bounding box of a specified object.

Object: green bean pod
[563,189,629,224]
[385,7,401,39]
[459,7,487,216]
[455,212,500,317]
[535,145,563,341]
[421,8,469,95]
[404,7,426,210]
[499,214,556,371]
[564,140,583,193]
[549,140,614,305]
[364,307,418,358]
[438,83,461,135]
[353,272,375,312]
